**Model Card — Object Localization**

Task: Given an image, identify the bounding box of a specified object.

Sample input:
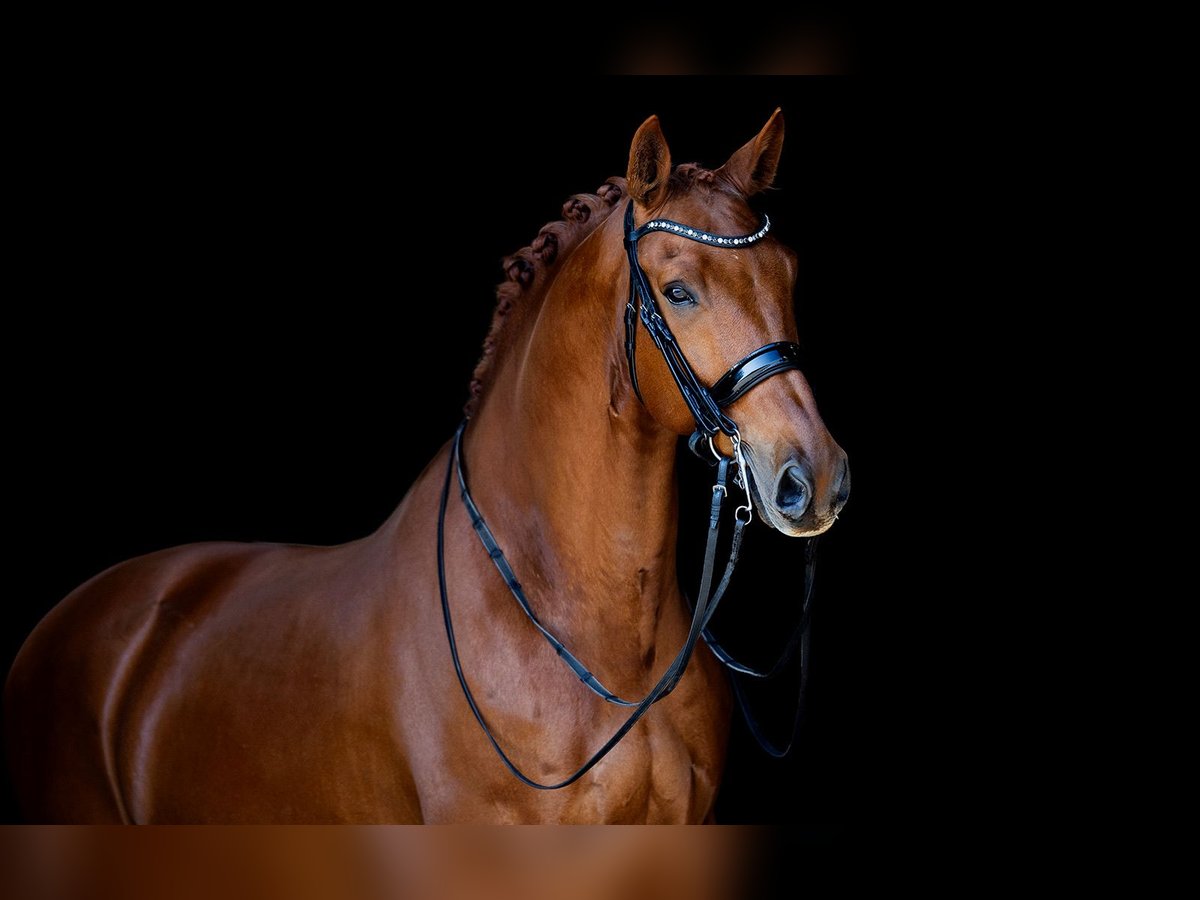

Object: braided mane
[464,165,732,416]
[464,177,627,417]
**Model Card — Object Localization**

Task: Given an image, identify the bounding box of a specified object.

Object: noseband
[437,200,816,790]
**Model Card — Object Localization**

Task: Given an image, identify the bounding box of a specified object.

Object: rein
[438,200,816,788]
[450,423,748,709]
[438,425,743,789]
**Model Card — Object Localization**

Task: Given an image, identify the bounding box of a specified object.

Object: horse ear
[717,108,785,196]
[626,115,672,209]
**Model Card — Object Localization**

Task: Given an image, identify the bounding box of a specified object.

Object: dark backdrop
[4,79,919,830]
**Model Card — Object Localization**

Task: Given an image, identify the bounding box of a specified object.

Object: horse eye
[664,283,696,306]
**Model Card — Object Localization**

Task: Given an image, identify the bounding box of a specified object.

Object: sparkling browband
[633,215,771,247]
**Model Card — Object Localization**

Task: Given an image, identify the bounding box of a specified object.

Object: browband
[629,214,772,246]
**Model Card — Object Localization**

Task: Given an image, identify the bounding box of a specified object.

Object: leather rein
[437,201,815,789]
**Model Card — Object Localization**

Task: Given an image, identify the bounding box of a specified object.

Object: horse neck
[465,209,681,653]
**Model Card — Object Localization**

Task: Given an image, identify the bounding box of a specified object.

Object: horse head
[624,110,850,536]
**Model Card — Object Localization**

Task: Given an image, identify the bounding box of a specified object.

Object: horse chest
[426,651,729,824]
[585,705,724,823]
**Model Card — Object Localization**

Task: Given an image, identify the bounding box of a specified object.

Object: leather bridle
[622,201,804,454]
[437,200,815,789]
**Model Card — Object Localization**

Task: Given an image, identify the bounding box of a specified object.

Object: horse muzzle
[749,448,850,537]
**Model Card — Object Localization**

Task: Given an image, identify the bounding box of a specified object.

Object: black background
[4,79,923,831]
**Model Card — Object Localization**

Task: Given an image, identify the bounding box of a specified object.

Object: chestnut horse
[5,111,848,823]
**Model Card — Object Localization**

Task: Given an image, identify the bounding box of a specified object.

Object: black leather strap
[628,212,771,246]
[699,536,819,758]
[728,627,809,758]
[438,422,743,790]
[624,202,734,438]
[710,342,805,407]
[622,202,803,437]
[455,426,638,707]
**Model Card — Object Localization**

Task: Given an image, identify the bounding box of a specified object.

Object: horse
[4,110,849,823]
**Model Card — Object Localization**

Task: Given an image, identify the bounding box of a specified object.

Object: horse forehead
[647,236,793,294]
[661,190,758,234]
[641,191,794,297]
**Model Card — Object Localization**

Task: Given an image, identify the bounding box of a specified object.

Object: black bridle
[622,201,804,452]
[437,200,815,789]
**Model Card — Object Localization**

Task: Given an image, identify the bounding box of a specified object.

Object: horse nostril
[776,464,812,519]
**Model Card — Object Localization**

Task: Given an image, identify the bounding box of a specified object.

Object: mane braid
[464,176,628,417]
